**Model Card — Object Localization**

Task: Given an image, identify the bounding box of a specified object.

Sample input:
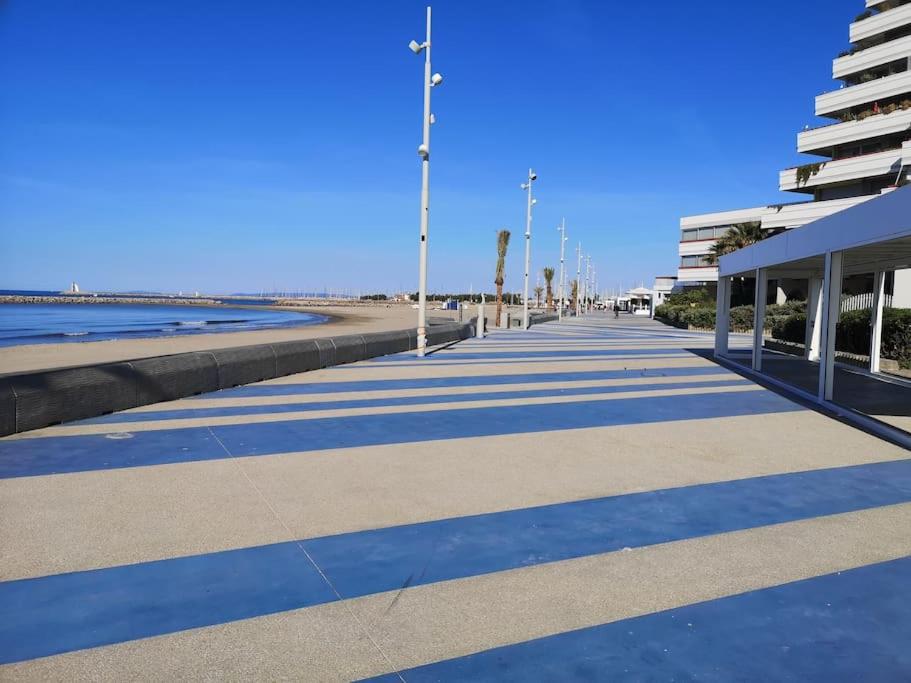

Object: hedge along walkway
[657,302,911,371]
[1,314,910,680]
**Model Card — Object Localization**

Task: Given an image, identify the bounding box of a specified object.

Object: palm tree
[494,229,511,326]
[571,279,579,310]
[543,267,555,310]
[534,285,544,308]
[705,222,764,265]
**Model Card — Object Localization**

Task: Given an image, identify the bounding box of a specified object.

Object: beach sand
[0,303,501,375]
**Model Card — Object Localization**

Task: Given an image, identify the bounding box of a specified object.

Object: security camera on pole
[409,7,443,357]
[520,169,537,330]
[557,218,567,321]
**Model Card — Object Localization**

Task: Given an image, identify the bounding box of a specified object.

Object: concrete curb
[0,320,477,436]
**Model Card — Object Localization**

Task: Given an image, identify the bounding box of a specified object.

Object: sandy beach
[0,302,489,375]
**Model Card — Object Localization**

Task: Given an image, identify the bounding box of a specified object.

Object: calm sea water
[0,304,327,347]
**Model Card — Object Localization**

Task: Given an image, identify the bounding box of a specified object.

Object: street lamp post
[557,218,567,321]
[585,255,592,313]
[520,169,537,330]
[576,242,583,317]
[409,7,443,357]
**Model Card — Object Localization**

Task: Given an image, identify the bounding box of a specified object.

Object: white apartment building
[678,0,911,298]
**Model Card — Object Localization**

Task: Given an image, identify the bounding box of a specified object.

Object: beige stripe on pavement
[4,504,910,681]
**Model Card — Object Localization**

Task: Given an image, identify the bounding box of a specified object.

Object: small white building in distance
[651,276,677,308]
[678,0,911,302]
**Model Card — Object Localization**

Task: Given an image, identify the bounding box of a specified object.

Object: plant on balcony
[704,222,764,265]
[854,10,873,21]
[796,162,824,187]
[900,99,911,110]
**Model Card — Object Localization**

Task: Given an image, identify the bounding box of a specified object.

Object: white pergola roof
[719,186,911,277]
[627,287,652,297]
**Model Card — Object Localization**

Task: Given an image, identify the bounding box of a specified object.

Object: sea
[0,293,327,348]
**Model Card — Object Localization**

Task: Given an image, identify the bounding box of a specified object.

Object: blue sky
[1,0,862,295]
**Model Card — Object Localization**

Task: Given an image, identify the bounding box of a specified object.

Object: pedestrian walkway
[1,315,909,680]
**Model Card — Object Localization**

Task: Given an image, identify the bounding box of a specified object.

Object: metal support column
[751,269,767,372]
[715,276,730,358]
[818,251,843,402]
[870,270,885,373]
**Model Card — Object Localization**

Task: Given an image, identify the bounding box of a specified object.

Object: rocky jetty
[0,295,221,306]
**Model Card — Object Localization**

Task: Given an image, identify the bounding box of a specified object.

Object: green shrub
[882,308,911,368]
[772,313,807,344]
[835,308,911,368]
[682,307,715,329]
[730,305,754,332]
[665,288,712,307]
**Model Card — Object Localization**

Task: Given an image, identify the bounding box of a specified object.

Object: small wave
[176,321,206,327]
[63,331,89,337]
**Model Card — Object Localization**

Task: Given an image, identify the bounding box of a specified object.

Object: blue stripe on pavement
[378,348,696,361]
[2,459,910,664]
[80,379,751,424]
[200,366,728,398]
[364,555,911,682]
[0,542,335,665]
[0,389,797,478]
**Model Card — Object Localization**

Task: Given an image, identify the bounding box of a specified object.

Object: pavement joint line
[205,426,404,681]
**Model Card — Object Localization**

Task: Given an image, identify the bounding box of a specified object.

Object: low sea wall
[0,313,558,437]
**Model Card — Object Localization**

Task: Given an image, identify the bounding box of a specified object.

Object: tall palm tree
[494,229,511,326]
[571,279,579,309]
[543,267,555,310]
[705,222,764,265]
[534,285,544,308]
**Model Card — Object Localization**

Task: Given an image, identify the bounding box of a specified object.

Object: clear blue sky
[0,0,862,295]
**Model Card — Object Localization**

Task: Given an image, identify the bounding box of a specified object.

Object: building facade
[678,0,911,294]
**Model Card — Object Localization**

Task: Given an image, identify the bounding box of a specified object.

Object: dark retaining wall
[0,321,471,437]
[0,312,559,437]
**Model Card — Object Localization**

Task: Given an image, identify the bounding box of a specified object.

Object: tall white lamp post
[576,242,583,317]
[409,7,443,357]
[557,218,567,321]
[585,254,592,313]
[520,168,537,330]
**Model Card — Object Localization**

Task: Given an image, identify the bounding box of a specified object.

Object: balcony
[680,205,772,231]
[679,240,717,257]
[676,266,718,284]
[816,71,911,117]
[833,34,911,79]
[761,195,879,231]
[866,0,889,7]
[779,144,911,192]
[850,3,911,43]
[797,107,911,154]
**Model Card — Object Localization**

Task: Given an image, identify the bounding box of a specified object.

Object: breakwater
[0,295,221,306]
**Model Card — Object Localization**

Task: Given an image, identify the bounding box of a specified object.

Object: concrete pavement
[1,314,909,680]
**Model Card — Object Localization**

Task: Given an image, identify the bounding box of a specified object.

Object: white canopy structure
[715,185,911,443]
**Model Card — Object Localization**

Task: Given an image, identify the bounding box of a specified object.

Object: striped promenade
[1,315,909,680]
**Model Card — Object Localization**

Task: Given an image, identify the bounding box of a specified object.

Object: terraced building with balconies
[678,0,911,301]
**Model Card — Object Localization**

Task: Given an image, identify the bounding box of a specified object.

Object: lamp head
[417,143,429,159]
[520,183,529,190]
[409,40,424,54]
[430,72,443,86]
[529,171,537,181]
